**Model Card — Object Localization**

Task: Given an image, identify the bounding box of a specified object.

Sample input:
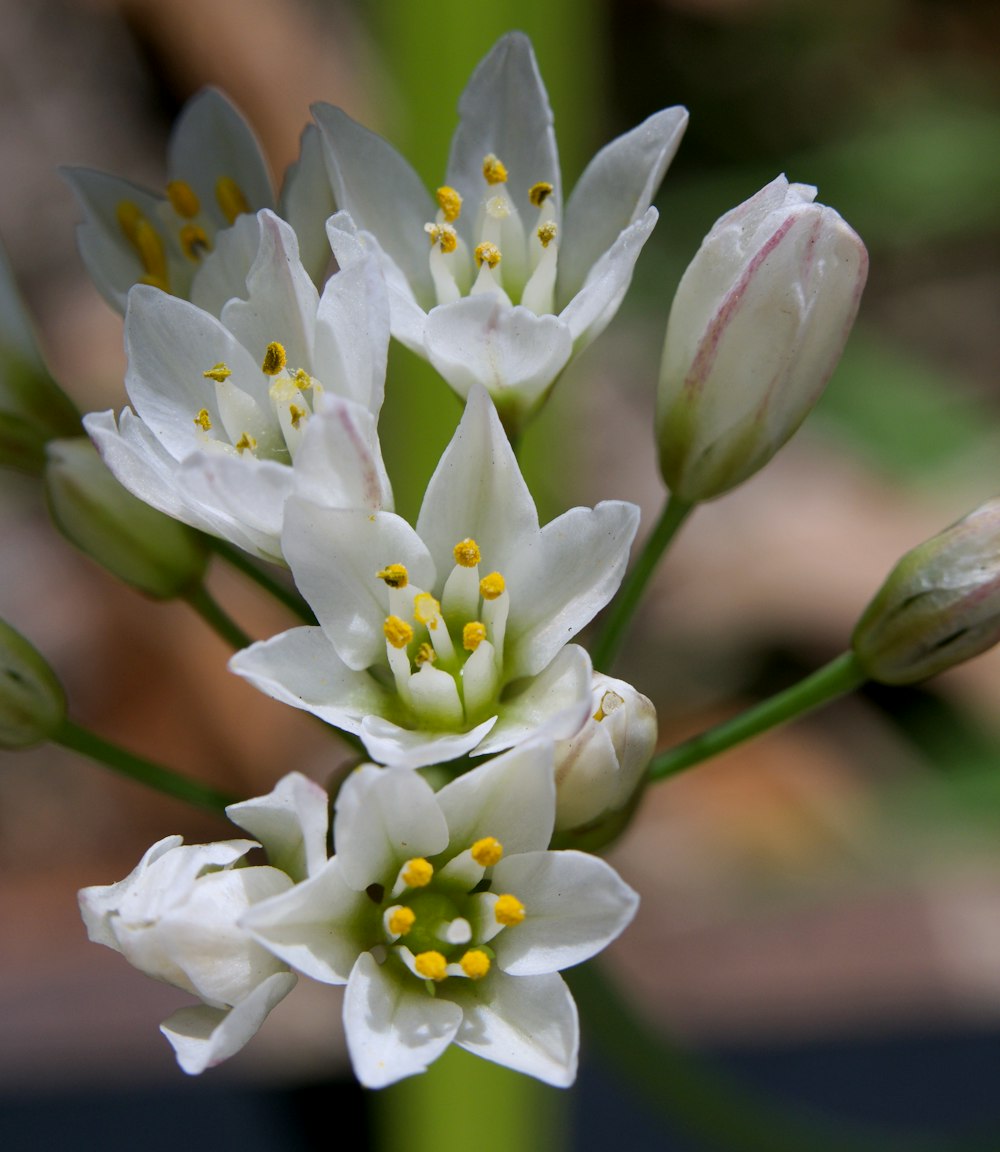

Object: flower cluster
[61,31,877,1090]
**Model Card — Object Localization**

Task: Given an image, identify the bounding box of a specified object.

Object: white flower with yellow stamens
[84,210,391,562]
[313,32,688,432]
[241,745,639,1088]
[230,386,640,767]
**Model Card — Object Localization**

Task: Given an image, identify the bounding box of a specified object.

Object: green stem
[206,538,316,624]
[55,719,237,814]
[649,651,867,782]
[184,584,253,651]
[592,495,694,672]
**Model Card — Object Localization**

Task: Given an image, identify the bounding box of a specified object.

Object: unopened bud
[0,619,66,749]
[657,176,867,503]
[44,438,207,599]
[852,498,1000,684]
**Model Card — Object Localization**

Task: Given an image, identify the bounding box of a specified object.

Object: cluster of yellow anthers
[192,340,317,457]
[115,176,251,294]
[383,835,525,986]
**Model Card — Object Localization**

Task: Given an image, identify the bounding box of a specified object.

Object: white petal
[229,626,395,732]
[189,212,261,316]
[343,951,462,1088]
[422,297,573,420]
[358,715,497,771]
[452,971,578,1087]
[227,772,330,882]
[333,765,447,891]
[78,834,184,949]
[559,107,687,301]
[240,857,368,983]
[160,970,296,1075]
[490,850,639,975]
[477,645,592,757]
[278,122,338,288]
[435,742,555,856]
[446,33,561,243]
[503,501,640,679]
[312,104,435,302]
[292,394,393,514]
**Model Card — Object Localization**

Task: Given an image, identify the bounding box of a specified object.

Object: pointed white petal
[559,108,687,300]
[358,715,497,771]
[490,850,639,975]
[189,212,261,316]
[160,971,297,1075]
[227,772,330,882]
[78,835,184,948]
[279,123,338,287]
[293,395,393,513]
[452,971,578,1087]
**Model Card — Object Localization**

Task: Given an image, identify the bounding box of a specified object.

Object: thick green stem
[55,720,237,814]
[184,584,253,651]
[205,538,316,624]
[592,495,694,672]
[649,651,867,782]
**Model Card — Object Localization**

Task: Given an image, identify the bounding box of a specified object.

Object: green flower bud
[44,438,208,599]
[852,498,1000,684]
[0,619,66,749]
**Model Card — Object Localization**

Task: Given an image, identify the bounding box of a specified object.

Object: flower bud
[0,618,66,749]
[44,438,208,599]
[657,176,867,503]
[852,498,1000,685]
[551,673,657,845]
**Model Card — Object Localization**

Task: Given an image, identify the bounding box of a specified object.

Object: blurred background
[1,0,999,1148]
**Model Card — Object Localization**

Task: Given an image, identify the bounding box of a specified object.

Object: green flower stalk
[0,619,67,749]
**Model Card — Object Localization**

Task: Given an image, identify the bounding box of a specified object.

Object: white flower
[83,209,392,562]
[230,385,640,768]
[656,176,868,503]
[242,745,639,1088]
[314,32,687,431]
[553,673,658,835]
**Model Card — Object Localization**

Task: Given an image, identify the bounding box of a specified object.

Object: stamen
[294,368,313,389]
[193,408,212,431]
[486,195,510,221]
[288,404,306,429]
[494,894,525,927]
[132,219,168,284]
[402,858,434,888]
[537,221,558,249]
[166,179,201,218]
[234,433,257,455]
[529,181,554,208]
[460,950,491,980]
[415,642,436,667]
[261,342,287,376]
[179,224,210,260]
[593,690,624,723]
[203,362,232,382]
[384,616,414,649]
[376,564,409,589]
[471,836,503,867]
[414,951,448,982]
[474,242,502,270]
[479,572,506,600]
[440,917,472,945]
[424,222,458,254]
[387,906,416,937]
[115,201,143,243]
[463,621,487,651]
[453,538,481,567]
[414,593,441,630]
[435,186,463,223]
[482,154,508,185]
[216,176,250,224]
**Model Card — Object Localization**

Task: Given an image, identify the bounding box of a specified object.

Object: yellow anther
[479,572,506,600]
[482,153,508,185]
[193,408,212,431]
[537,221,558,249]
[494,894,525,927]
[216,176,250,224]
[415,642,437,667]
[474,242,502,270]
[388,907,416,937]
[179,223,210,260]
[413,593,441,628]
[376,564,409,589]
[288,404,307,429]
[383,615,414,650]
[261,342,287,376]
[529,181,554,208]
[463,622,487,652]
[435,185,463,222]
[593,690,624,723]
[471,836,503,867]
[294,367,313,389]
[460,950,491,980]
[425,222,458,254]
[116,200,143,243]
[166,179,201,218]
[414,951,448,982]
[203,362,232,382]
[453,538,481,567]
[132,219,168,283]
[235,432,257,455]
[402,857,434,888]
